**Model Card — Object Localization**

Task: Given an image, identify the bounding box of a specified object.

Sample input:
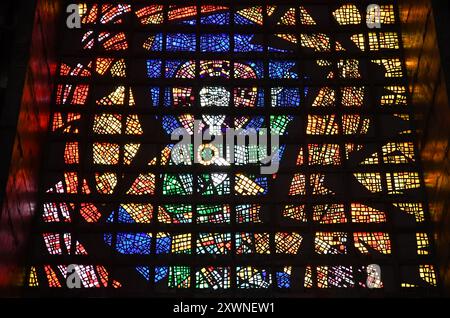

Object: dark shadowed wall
[0,0,61,295]
[399,0,450,294]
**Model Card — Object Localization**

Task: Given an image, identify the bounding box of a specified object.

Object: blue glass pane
[269,46,289,53]
[165,60,186,78]
[177,19,196,25]
[155,267,169,282]
[166,33,196,52]
[147,34,163,51]
[162,115,181,134]
[113,233,152,255]
[242,61,264,78]
[156,235,172,254]
[254,176,268,194]
[271,144,287,164]
[257,89,265,107]
[234,13,254,25]
[200,34,230,52]
[117,206,136,223]
[234,34,264,52]
[150,87,160,107]
[201,13,230,25]
[136,266,150,281]
[146,60,162,78]
[104,233,112,245]
[276,272,291,288]
[106,213,114,223]
[245,116,265,130]
[271,87,302,107]
[164,87,172,107]
[269,61,298,79]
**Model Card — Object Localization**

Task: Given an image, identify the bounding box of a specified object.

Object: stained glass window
[27,1,439,296]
